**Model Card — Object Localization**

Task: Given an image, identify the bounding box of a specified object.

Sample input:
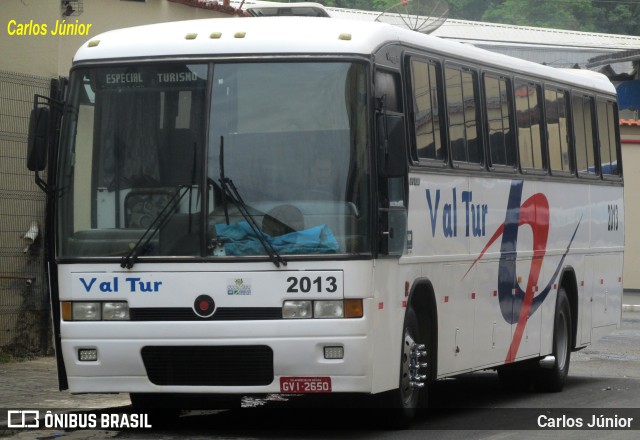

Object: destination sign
[95,65,207,90]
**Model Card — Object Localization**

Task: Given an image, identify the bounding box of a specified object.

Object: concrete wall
[1,0,230,77]
[0,0,231,355]
[621,128,640,291]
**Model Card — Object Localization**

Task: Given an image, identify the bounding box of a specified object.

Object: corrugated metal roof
[324,7,640,50]
[588,49,640,67]
[194,1,640,69]
[218,1,640,51]
[169,0,247,16]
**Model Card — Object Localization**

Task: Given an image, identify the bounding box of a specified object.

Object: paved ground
[1,291,639,436]
[0,357,130,411]
[0,357,130,433]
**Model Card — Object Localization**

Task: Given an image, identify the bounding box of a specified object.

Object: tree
[310,0,398,12]
[482,0,581,30]
[447,0,638,35]
[596,3,640,35]
[448,0,490,22]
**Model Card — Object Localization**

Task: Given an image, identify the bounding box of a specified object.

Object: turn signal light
[344,299,363,318]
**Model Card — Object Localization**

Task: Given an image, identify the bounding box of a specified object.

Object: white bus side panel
[404,173,623,378]
[473,260,513,368]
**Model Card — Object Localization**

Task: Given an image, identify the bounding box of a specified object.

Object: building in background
[0,0,237,356]
[588,52,640,293]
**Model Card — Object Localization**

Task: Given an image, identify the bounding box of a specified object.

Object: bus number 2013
[287,276,338,293]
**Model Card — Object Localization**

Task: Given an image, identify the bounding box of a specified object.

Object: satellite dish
[375,0,449,34]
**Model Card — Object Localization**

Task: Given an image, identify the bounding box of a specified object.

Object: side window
[445,65,481,165]
[410,58,443,163]
[515,79,545,171]
[573,94,598,176]
[597,99,620,176]
[545,88,572,174]
[484,74,515,168]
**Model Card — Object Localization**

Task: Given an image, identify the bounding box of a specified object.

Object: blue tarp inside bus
[215,221,339,255]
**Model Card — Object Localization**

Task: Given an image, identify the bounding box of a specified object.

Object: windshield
[56,61,371,260]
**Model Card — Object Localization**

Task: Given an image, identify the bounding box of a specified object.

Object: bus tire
[534,287,572,392]
[379,308,429,428]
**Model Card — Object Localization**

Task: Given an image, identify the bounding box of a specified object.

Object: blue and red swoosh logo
[464,180,580,363]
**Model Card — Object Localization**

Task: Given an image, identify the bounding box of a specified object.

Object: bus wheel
[534,288,572,392]
[380,309,428,427]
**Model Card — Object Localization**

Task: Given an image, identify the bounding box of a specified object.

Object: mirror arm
[34,168,54,195]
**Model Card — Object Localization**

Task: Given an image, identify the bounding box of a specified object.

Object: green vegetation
[0,353,15,364]
[449,0,640,35]
[274,0,640,35]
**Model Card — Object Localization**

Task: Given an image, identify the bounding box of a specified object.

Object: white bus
[28,17,624,424]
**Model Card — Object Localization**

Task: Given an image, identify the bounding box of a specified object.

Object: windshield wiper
[120,185,190,269]
[218,136,286,268]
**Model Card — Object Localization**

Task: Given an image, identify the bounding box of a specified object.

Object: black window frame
[572,93,600,179]
[596,97,622,181]
[544,85,573,177]
[405,54,447,168]
[444,62,483,170]
[482,71,517,173]
[397,44,622,187]
[514,78,547,175]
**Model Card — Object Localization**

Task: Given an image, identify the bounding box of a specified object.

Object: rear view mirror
[27,107,49,171]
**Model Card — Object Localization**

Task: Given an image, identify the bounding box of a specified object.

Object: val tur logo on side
[464,180,581,363]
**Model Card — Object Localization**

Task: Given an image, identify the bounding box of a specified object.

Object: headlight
[102,302,130,320]
[283,300,312,319]
[62,301,129,321]
[314,300,344,318]
[72,302,101,321]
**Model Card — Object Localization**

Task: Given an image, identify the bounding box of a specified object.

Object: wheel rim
[400,331,416,406]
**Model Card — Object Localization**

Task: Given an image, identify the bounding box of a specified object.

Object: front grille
[141,346,274,386]
[130,307,282,321]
